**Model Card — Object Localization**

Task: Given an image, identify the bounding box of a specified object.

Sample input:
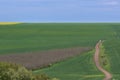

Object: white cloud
[102,0,119,6]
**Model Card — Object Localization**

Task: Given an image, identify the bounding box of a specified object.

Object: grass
[31,23,120,80]
[1,23,120,80]
[33,50,104,80]
[0,23,113,54]
[99,44,111,71]
[103,25,120,79]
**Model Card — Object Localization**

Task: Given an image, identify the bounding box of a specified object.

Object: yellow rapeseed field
[0,22,21,25]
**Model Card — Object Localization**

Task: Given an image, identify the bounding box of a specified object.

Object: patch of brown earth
[0,47,91,70]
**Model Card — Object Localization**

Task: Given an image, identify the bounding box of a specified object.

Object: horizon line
[0,21,120,23]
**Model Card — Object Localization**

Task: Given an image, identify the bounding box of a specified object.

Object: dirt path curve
[94,40,112,80]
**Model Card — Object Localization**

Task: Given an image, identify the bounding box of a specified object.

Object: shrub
[0,62,35,80]
[34,74,50,80]
[0,62,58,80]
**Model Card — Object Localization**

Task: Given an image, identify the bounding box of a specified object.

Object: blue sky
[0,0,120,22]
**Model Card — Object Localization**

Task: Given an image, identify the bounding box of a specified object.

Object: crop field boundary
[0,47,91,70]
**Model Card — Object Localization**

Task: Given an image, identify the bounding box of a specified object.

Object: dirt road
[94,40,112,80]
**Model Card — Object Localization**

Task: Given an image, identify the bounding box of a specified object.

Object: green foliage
[0,62,53,80]
[34,74,50,80]
[0,62,35,80]
[99,44,111,71]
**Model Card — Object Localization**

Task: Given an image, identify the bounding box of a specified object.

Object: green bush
[34,74,50,80]
[0,62,34,80]
[0,62,56,80]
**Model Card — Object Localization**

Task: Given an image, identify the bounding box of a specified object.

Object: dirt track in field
[94,40,112,80]
[0,47,91,70]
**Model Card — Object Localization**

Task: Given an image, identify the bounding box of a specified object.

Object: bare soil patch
[0,47,91,70]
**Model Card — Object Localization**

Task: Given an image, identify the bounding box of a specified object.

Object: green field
[34,50,104,80]
[0,23,120,80]
[0,23,113,54]
[103,25,120,79]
